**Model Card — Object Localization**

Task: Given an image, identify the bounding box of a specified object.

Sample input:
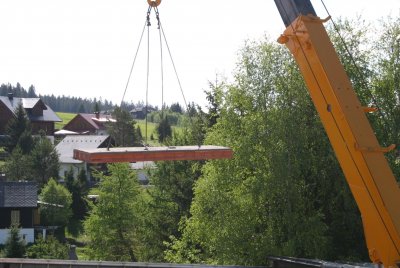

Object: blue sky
[0,0,399,108]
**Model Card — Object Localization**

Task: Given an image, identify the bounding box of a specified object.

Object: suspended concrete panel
[73,145,233,163]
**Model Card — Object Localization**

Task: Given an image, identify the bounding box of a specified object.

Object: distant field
[54,113,183,145]
[135,120,157,142]
[56,112,76,130]
[135,119,184,145]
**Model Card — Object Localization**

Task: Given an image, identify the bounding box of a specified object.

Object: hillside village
[0,85,188,259]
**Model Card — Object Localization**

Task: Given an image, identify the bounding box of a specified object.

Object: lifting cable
[120,6,151,107]
[320,0,391,135]
[154,7,201,147]
[121,0,200,147]
[145,7,151,147]
[154,6,202,146]
[156,8,165,120]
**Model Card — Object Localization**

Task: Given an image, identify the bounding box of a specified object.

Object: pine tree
[84,163,142,261]
[29,135,60,186]
[94,102,100,113]
[107,107,139,147]
[156,117,172,143]
[27,85,37,97]
[3,225,26,258]
[5,103,34,154]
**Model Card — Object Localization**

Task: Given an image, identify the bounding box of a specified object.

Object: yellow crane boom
[274,1,400,267]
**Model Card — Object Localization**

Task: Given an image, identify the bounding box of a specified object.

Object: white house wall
[0,228,34,244]
[58,163,85,180]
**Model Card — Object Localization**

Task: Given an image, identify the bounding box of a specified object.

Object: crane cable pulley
[147,0,161,8]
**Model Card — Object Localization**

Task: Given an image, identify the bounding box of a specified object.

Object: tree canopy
[39,179,72,227]
[84,163,143,261]
[164,17,400,264]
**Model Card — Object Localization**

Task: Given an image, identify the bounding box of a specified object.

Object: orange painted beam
[73,145,233,163]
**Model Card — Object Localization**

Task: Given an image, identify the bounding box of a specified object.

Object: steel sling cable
[113,6,152,151]
[156,6,202,147]
[157,8,189,113]
[155,8,165,121]
[120,6,152,107]
[145,7,152,147]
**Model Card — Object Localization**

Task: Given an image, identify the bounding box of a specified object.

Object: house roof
[54,129,79,136]
[130,107,155,113]
[0,182,37,208]
[22,98,46,109]
[78,114,101,130]
[64,113,115,132]
[55,135,109,164]
[0,96,61,122]
[30,105,62,122]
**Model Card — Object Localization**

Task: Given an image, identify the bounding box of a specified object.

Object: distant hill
[0,83,144,113]
[1,83,185,122]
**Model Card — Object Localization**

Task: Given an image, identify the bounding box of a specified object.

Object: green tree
[156,116,172,143]
[136,125,143,143]
[139,162,201,261]
[39,179,72,228]
[29,135,60,186]
[78,103,86,113]
[5,102,34,154]
[2,225,26,258]
[94,101,100,113]
[166,35,368,264]
[107,107,139,147]
[65,168,89,231]
[204,77,225,128]
[27,85,36,97]
[369,16,400,179]
[26,236,68,259]
[170,103,183,114]
[84,163,143,261]
[135,116,207,262]
[3,147,31,181]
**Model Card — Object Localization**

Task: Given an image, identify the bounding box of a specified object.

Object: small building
[56,135,111,180]
[0,182,38,244]
[0,94,61,137]
[130,161,156,186]
[62,113,115,135]
[130,107,155,120]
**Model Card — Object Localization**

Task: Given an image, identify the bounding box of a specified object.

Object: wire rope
[145,7,152,147]
[155,7,203,146]
[121,3,199,147]
[120,6,152,107]
[159,20,189,112]
[156,8,165,120]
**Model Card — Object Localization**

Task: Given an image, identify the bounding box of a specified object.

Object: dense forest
[0,83,148,113]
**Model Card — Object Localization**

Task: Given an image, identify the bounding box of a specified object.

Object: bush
[26,236,68,259]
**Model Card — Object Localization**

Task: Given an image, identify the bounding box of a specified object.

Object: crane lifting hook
[147,0,161,7]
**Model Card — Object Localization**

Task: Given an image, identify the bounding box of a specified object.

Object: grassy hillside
[135,120,157,143]
[56,112,76,130]
[55,113,183,144]
[135,119,183,145]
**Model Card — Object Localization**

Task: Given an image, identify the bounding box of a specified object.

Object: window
[11,210,20,225]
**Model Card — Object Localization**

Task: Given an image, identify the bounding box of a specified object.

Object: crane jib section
[274,1,400,267]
